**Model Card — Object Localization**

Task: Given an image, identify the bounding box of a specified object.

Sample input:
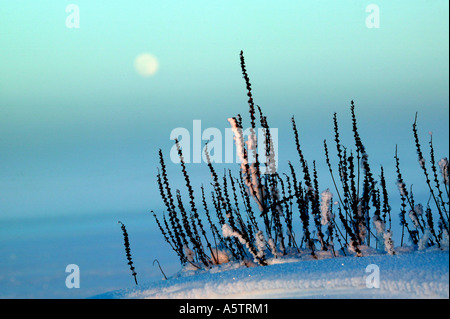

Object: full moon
[134,53,159,77]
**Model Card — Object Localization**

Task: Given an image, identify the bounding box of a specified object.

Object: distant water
[0,212,180,299]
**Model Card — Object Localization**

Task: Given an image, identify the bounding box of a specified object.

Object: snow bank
[93,248,449,299]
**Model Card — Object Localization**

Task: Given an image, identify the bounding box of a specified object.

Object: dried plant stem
[153,259,168,280]
[118,221,138,285]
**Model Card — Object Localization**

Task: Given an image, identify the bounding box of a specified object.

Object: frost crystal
[320,189,333,226]
[383,230,395,255]
[438,157,449,186]
[418,229,432,250]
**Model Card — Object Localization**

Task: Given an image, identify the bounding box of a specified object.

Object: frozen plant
[438,157,449,186]
[383,230,395,255]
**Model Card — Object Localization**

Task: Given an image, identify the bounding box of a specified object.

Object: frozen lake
[0,211,180,298]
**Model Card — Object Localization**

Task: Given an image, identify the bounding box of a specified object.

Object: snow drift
[93,247,449,299]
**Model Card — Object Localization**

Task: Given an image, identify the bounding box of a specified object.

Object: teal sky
[0,1,449,219]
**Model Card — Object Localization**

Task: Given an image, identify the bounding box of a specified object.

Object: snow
[93,246,449,299]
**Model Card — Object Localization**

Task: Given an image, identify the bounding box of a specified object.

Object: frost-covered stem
[438,157,449,193]
[383,230,395,255]
[228,117,264,211]
[429,135,449,219]
[438,157,449,205]
[410,196,426,236]
[320,189,335,253]
[371,188,395,255]
[222,224,267,266]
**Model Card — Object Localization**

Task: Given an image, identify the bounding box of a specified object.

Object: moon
[134,53,159,77]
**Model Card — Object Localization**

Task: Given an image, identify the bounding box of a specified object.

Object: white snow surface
[94,246,449,299]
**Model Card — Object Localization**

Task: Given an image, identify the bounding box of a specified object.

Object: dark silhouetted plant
[118,221,138,285]
[145,51,448,274]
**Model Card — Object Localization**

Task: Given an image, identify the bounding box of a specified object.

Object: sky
[0,0,449,220]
